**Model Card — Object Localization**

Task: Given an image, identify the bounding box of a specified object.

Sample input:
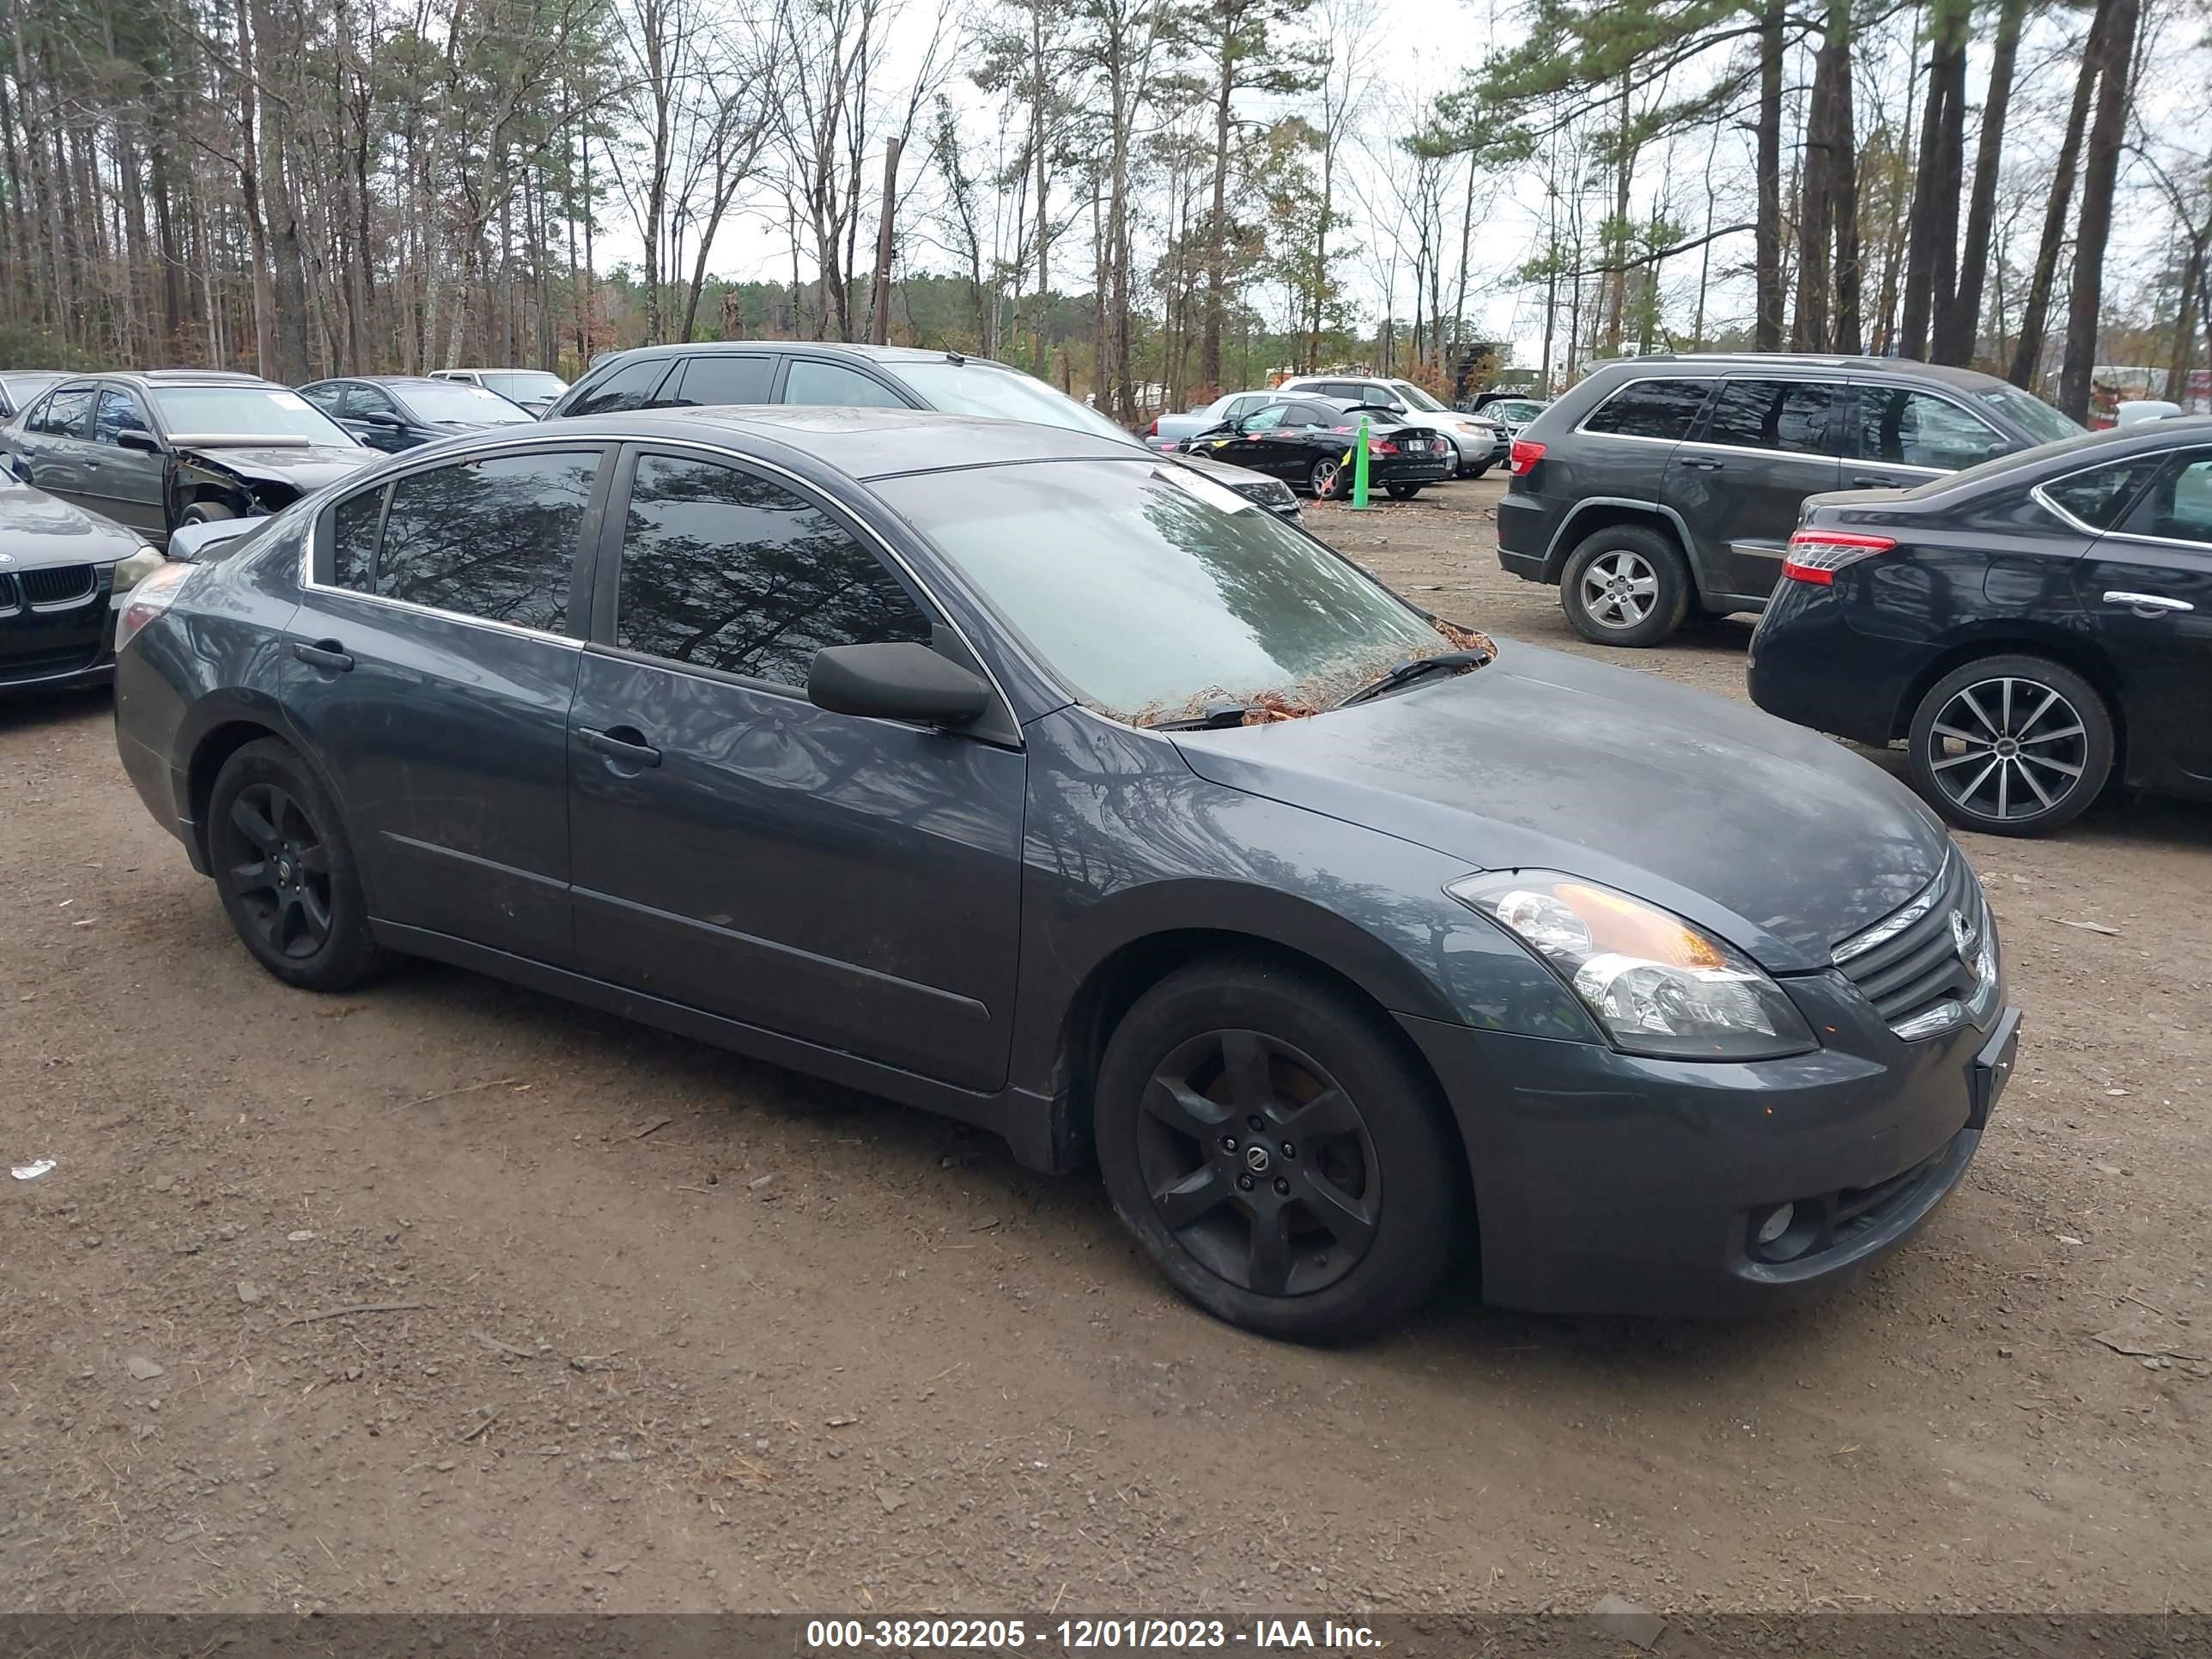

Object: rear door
[87,389,168,537]
[1664,376,1843,604]
[565,443,1026,1090]
[282,445,612,963]
[2074,446,2212,784]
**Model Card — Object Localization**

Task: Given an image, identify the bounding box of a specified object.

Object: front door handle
[291,639,354,672]
[1680,457,1725,471]
[2104,590,2194,615]
[579,725,662,767]
[1851,475,1893,487]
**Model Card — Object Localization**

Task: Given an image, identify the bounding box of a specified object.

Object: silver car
[1277,374,1506,477]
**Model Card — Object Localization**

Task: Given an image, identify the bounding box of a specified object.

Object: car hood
[1166,640,1949,972]
[0,477,144,568]
[181,444,378,489]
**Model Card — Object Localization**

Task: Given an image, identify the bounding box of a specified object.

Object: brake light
[114,558,199,653]
[1370,439,1399,456]
[1509,437,1546,475]
[1146,417,1159,436]
[1782,529,1897,586]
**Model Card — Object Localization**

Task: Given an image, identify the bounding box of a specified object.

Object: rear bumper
[1398,993,2014,1316]
[1495,492,1557,579]
[1746,584,1925,744]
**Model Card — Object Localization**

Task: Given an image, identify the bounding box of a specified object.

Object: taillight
[1146,417,1159,436]
[1370,439,1399,456]
[1782,528,1897,586]
[114,559,199,653]
[1509,438,1546,475]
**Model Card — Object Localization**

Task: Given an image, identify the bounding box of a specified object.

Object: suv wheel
[1559,525,1692,647]
[1906,656,2114,836]
[1093,957,1462,1344]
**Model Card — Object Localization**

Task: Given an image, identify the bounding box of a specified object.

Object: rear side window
[1581,378,1714,441]
[1857,388,2008,471]
[569,359,675,416]
[34,387,96,438]
[2039,459,2163,532]
[781,359,908,409]
[670,356,774,407]
[1699,380,1838,456]
[612,452,930,687]
[374,450,602,631]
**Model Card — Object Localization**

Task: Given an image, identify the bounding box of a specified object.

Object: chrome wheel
[1577,550,1659,630]
[1309,458,1341,498]
[1924,676,2088,823]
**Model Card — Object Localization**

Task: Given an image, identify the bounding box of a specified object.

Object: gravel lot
[3,476,2208,1616]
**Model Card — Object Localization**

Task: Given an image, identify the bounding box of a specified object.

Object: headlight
[109,546,167,592]
[1446,872,1815,1060]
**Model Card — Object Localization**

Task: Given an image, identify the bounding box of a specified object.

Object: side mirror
[362,410,404,428]
[117,429,161,453]
[807,641,990,727]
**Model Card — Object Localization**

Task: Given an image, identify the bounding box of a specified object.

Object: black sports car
[298,375,539,452]
[0,474,162,693]
[1182,397,1454,500]
[0,372,376,544]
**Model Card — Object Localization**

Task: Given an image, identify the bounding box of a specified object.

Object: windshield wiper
[1147,700,1254,731]
[1333,647,1492,709]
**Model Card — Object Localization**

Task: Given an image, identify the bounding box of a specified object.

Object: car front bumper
[0,593,119,695]
[1397,988,2018,1316]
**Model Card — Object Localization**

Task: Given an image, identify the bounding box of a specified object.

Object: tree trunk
[1940,0,2023,366]
[233,0,277,378]
[1902,0,1967,361]
[867,137,900,344]
[2058,0,2141,420]
[1752,0,1784,351]
[1830,12,1863,355]
[1791,20,1842,350]
[1200,15,1232,394]
[2008,6,2100,389]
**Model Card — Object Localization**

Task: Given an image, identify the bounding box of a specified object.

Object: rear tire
[209,738,393,992]
[1465,463,1492,481]
[1559,525,1692,647]
[1094,956,1463,1344]
[1906,655,2113,836]
[1385,483,1423,501]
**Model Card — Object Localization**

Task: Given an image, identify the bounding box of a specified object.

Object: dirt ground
[3,477,2209,1619]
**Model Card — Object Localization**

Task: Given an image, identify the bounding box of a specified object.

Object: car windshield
[150,386,353,444]
[873,459,1472,723]
[401,381,538,424]
[1972,383,2083,445]
[482,371,567,401]
[1391,381,1449,412]
[894,361,1133,443]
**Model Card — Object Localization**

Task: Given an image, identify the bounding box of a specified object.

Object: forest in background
[1,0,2208,420]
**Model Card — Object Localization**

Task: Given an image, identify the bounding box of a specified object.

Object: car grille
[1,564,101,611]
[1831,854,1998,1040]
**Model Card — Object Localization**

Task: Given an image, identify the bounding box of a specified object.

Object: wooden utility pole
[868,137,901,345]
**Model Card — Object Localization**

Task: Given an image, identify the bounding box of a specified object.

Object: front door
[566,446,1026,1091]
[1202,404,1298,481]
[88,389,170,537]
[1662,376,1843,604]
[280,446,611,963]
[13,384,101,511]
[2075,447,2212,784]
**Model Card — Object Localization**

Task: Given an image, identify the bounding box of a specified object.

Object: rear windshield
[482,371,568,401]
[401,381,538,424]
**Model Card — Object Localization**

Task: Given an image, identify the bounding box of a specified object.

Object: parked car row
[1147,377,1510,483]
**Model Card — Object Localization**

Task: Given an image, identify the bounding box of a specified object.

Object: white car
[1145,390,1283,452]
[1275,374,1505,477]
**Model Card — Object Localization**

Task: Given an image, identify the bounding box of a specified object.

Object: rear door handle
[290,639,354,672]
[1680,457,1724,471]
[579,725,662,767]
[2104,591,2194,615]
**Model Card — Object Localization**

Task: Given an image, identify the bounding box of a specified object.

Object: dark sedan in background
[1,371,376,543]
[299,374,539,451]
[1184,396,1455,498]
[0,473,161,693]
[1749,416,2212,836]
[112,407,2014,1340]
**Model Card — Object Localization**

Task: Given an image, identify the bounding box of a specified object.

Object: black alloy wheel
[1136,1028,1379,1297]
[1907,654,2114,836]
[220,781,334,961]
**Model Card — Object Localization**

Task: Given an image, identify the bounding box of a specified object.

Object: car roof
[325,375,477,391]
[1592,352,2013,392]
[538,406,1138,481]
[98,370,283,389]
[584,340,988,370]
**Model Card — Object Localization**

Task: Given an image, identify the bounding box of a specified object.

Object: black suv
[1496,354,2082,646]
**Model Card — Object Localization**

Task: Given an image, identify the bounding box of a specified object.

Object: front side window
[612,452,930,687]
[1857,388,2008,471]
[570,359,675,416]
[1699,380,1838,456]
[34,387,96,438]
[782,358,909,410]
[374,450,600,631]
[2040,459,2164,532]
[2121,452,2212,546]
[299,382,347,416]
[872,458,1454,722]
[670,355,775,407]
[1241,404,1291,432]
[1582,378,1714,441]
[93,390,153,446]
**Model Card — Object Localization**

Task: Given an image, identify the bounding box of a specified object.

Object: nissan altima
[112,409,2020,1340]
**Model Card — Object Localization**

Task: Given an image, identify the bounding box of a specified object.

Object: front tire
[1558,525,1692,647]
[180,500,238,526]
[1308,457,1343,499]
[1906,655,2113,836]
[1094,957,1463,1344]
[209,738,392,991]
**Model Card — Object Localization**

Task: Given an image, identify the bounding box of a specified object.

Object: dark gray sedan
[112,410,2020,1340]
